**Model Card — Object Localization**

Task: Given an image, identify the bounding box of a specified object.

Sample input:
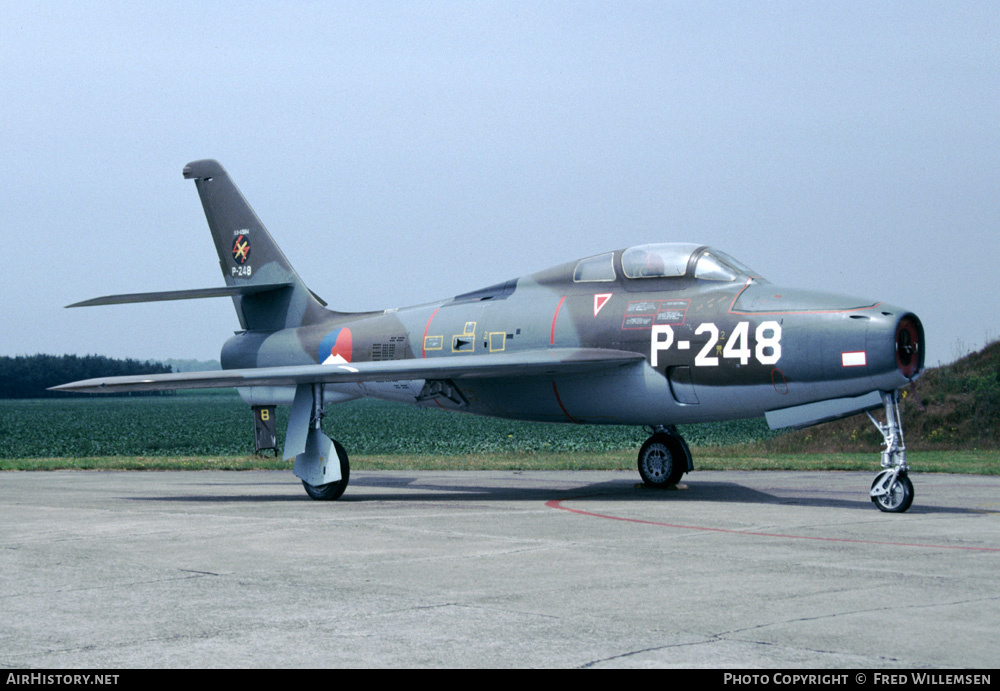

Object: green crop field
[2,395,996,474]
[0,394,779,458]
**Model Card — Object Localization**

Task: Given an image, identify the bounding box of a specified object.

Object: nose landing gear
[867,391,914,513]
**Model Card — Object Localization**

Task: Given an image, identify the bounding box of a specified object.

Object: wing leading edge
[50,348,645,394]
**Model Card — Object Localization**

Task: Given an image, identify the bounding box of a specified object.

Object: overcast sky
[4,1,998,366]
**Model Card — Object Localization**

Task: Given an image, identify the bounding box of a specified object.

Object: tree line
[0,354,173,398]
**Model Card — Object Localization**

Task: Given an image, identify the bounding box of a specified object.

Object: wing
[50,347,645,394]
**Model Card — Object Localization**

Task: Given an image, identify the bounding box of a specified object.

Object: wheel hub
[642,444,672,480]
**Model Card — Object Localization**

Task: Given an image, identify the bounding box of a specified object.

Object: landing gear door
[253,405,278,455]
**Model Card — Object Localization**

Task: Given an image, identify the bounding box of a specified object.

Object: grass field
[0,393,781,458]
[1,394,996,474]
[5,450,997,475]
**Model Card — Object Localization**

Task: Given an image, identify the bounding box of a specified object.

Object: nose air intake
[895,315,923,379]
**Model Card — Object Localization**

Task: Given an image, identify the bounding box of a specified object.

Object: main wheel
[870,472,913,513]
[637,433,686,488]
[302,440,350,501]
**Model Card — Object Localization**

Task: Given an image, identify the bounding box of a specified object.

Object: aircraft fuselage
[222,249,921,428]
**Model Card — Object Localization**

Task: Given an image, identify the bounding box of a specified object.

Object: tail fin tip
[182,159,225,180]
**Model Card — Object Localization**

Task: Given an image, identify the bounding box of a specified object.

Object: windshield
[709,249,758,277]
[694,249,759,281]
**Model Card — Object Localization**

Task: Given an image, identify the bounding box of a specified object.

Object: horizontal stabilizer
[765,390,884,430]
[50,348,645,394]
[66,283,293,308]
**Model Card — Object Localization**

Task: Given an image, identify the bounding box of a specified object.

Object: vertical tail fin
[182,159,328,331]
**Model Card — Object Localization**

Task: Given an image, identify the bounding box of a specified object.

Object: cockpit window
[573,252,616,282]
[621,243,701,279]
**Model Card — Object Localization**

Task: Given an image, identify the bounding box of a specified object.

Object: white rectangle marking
[841,351,867,367]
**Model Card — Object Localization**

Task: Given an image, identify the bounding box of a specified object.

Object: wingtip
[47,379,108,393]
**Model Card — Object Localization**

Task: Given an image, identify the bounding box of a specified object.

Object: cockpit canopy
[574,243,760,283]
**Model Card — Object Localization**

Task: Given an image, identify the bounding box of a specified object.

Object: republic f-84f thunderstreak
[56,160,925,512]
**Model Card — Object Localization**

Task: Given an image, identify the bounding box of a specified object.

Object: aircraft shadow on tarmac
[130,474,983,514]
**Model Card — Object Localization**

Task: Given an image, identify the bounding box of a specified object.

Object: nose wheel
[870,470,914,513]
[637,426,691,488]
[867,391,914,513]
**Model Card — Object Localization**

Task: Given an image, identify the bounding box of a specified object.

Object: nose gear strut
[867,390,914,513]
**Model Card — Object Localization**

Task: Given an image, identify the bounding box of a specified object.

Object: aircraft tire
[302,440,351,501]
[637,433,686,488]
[870,472,913,513]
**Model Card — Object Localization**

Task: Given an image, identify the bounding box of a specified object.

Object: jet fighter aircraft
[55,160,925,512]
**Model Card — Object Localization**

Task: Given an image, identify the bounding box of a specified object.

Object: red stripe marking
[552,382,579,423]
[550,296,566,345]
[421,307,440,358]
[545,499,1000,552]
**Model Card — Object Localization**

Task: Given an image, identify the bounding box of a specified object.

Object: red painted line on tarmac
[422,307,440,358]
[544,499,1000,552]
[550,296,566,345]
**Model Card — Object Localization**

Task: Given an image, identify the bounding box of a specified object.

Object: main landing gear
[867,390,914,513]
[637,426,693,488]
[289,383,351,501]
[301,439,350,501]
